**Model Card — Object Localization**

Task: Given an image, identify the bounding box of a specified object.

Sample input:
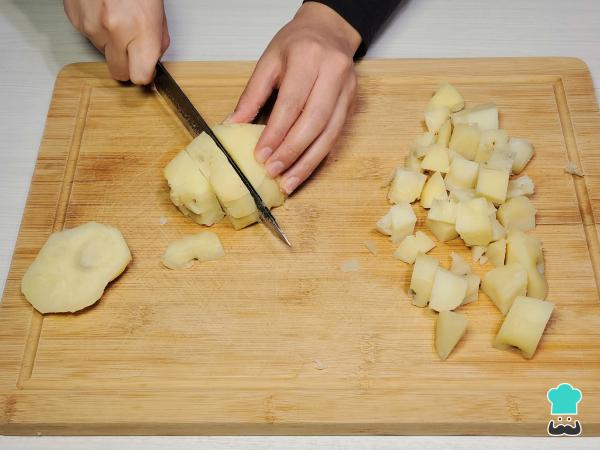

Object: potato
[421,144,450,173]
[426,219,459,242]
[476,129,509,162]
[435,311,468,360]
[162,232,225,269]
[410,132,436,156]
[449,124,481,160]
[452,103,499,130]
[494,296,554,359]
[491,218,507,241]
[507,175,535,198]
[388,168,427,204]
[437,119,452,147]
[445,156,479,190]
[476,166,510,205]
[462,274,481,304]
[428,83,465,112]
[455,198,493,246]
[377,203,417,243]
[394,231,436,264]
[405,149,422,173]
[471,245,487,264]
[425,106,451,134]
[427,198,457,224]
[510,138,534,174]
[450,252,471,276]
[449,187,476,203]
[497,196,536,231]
[164,150,225,226]
[410,253,440,307]
[481,263,528,314]
[506,229,548,299]
[21,222,131,314]
[486,238,506,267]
[420,171,448,208]
[429,268,468,312]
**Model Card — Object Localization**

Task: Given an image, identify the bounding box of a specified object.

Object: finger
[227,54,281,124]
[160,13,170,55]
[279,77,357,194]
[105,38,131,81]
[127,31,164,85]
[261,66,346,177]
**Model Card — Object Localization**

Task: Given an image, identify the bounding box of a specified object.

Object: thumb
[227,56,280,124]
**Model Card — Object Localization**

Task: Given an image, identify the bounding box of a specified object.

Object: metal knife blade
[154,62,291,247]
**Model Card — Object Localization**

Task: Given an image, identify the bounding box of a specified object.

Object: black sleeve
[303,0,403,58]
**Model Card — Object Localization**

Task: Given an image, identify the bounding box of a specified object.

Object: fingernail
[256,147,273,163]
[222,112,234,124]
[283,176,300,194]
[266,160,284,177]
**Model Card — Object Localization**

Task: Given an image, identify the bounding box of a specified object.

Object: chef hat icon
[547,383,582,415]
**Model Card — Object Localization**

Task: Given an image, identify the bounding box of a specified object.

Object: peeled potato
[452,103,499,131]
[428,83,465,112]
[21,222,131,314]
[410,253,440,307]
[162,232,225,269]
[435,311,468,360]
[428,268,468,312]
[481,263,528,314]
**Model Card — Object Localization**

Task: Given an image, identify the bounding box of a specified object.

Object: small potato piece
[428,198,457,224]
[380,203,417,244]
[497,196,536,231]
[450,252,471,276]
[494,296,554,359]
[421,144,450,173]
[506,229,548,299]
[507,175,535,198]
[405,150,422,173]
[435,311,468,360]
[420,172,448,209]
[510,138,534,174]
[388,168,427,204]
[428,83,465,112]
[21,222,131,314]
[471,245,487,264]
[162,232,225,269]
[491,218,506,241]
[429,268,468,312]
[476,129,509,162]
[449,124,481,161]
[487,238,506,267]
[476,167,510,205]
[462,274,481,305]
[437,119,452,147]
[452,103,499,131]
[449,187,476,203]
[481,263,528,314]
[425,107,451,134]
[394,231,435,264]
[410,253,440,307]
[410,132,436,156]
[445,156,479,190]
[455,198,493,246]
[426,219,459,242]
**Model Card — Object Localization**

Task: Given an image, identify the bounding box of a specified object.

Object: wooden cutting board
[1,58,600,436]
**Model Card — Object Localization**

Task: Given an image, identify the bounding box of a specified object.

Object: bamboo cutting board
[1,58,600,436]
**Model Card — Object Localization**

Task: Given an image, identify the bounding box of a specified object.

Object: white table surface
[1,0,599,448]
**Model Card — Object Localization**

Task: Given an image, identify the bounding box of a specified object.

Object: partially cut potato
[428,83,465,112]
[481,263,528,314]
[435,311,468,360]
[388,168,427,204]
[452,103,499,131]
[494,296,554,359]
[410,253,440,307]
[497,196,536,231]
[21,222,131,314]
[394,231,435,264]
[429,268,468,312]
[420,171,448,208]
[161,232,225,269]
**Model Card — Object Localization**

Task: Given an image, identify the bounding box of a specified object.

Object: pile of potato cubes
[377,83,553,361]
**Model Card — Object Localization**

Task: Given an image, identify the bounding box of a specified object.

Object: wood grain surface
[1,58,600,436]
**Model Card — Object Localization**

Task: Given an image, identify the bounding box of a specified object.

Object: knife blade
[154,62,291,247]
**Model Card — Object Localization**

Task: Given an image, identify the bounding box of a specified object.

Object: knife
[154,61,291,247]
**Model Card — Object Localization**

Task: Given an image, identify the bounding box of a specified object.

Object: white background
[1,0,599,448]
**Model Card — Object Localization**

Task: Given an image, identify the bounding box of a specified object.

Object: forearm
[303,0,403,57]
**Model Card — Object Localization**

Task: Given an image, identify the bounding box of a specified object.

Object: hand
[64,0,170,85]
[227,2,361,194]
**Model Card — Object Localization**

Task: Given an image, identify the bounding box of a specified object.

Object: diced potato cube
[487,238,506,267]
[420,171,448,208]
[450,252,471,275]
[410,253,440,307]
[410,132,436,153]
[427,198,457,224]
[510,138,534,174]
[507,175,535,198]
[476,129,509,162]
[388,168,427,204]
[449,124,481,160]
[390,203,418,244]
[425,106,451,134]
[435,311,468,360]
[455,198,493,246]
[428,83,465,112]
[426,219,459,242]
[405,150,422,173]
[449,187,476,203]
[394,231,436,264]
[462,274,481,304]
[497,196,536,231]
[471,245,487,264]
[476,167,510,205]
[506,229,548,299]
[481,263,528,314]
[494,296,554,359]
[429,268,469,312]
[452,103,499,130]
[445,156,479,190]
[437,119,452,147]
[491,218,506,241]
[421,144,450,173]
